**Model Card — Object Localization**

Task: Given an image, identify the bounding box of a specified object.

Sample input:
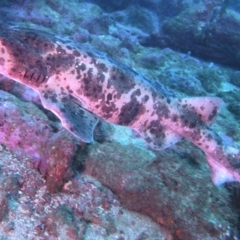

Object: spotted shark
[0,28,240,185]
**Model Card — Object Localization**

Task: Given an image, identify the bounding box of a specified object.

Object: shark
[0,27,240,186]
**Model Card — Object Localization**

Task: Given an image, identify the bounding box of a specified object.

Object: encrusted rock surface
[0,145,169,239]
[0,0,240,239]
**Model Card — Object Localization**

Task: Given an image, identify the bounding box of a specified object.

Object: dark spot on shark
[43,91,49,99]
[60,107,66,113]
[206,133,213,140]
[191,128,203,142]
[151,91,158,101]
[146,120,166,146]
[73,50,81,57]
[13,52,20,58]
[189,121,196,128]
[75,61,87,74]
[10,67,16,72]
[46,55,55,62]
[56,45,67,55]
[80,63,86,71]
[132,89,141,97]
[96,71,105,83]
[42,89,58,103]
[154,102,170,119]
[171,114,178,122]
[66,85,73,94]
[82,74,103,100]
[208,107,217,122]
[108,67,136,94]
[101,105,112,117]
[107,93,112,102]
[118,98,142,125]
[61,96,70,104]
[0,57,5,66]
[50,93,58,103]
[87,51,94,58]
[101,101,118,120]
[184,119,189,125]
[45,52,75,75]
[96,62,108,72]
[143,95,149,102]
[79,108,85,115]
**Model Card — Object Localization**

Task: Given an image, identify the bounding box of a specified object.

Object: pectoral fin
[39,91,99,142]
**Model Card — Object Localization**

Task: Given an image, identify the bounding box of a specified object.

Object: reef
[0,0,240,239]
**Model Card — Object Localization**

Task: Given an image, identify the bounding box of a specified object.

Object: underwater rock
[229,71,240,88]
[135,48,207,96]
[82,140,239,239]
[110,5,160,34]
[88,0,136,12]
[0,90,76,192]
[42,204,87,239]
[42,131,76,193]
[0,173,21,222]
[227,102,240,119]
[0,193,8,222]
[108,5,159,51]
[142,7,240,68]
[0,146,168,239]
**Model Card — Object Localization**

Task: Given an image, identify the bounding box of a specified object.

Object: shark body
[0,28,240,185]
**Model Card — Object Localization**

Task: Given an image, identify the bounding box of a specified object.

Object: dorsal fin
[179,97,223,125]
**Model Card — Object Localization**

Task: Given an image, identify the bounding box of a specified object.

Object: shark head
[0,29,52,88]
[0,28,75,89]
